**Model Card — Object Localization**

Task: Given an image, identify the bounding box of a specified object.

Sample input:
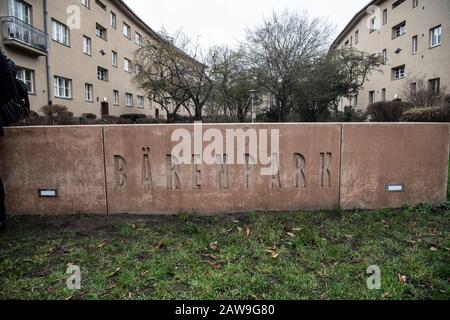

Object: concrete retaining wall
[0,123,448,215]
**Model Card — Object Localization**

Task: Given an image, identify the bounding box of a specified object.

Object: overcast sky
[124,0,370,48]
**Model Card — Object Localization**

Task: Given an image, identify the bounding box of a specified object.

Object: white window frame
[112,51,118,67]
[412,35,418,54]
[97,67,108,81]
[85,83,93,102]
[16,67,35,94]
[430,25,442,48]
[124,58,131,73]
[135,32,142,46]
[123,22,131,38]
[83,35,91,55]
[392,65,405,80]
[110,11,117,28]
[52,20,70,46]
[54,76,72,99]
[137,96,144,108]
[392,21,406,39]
[113,90,119,106]
[125,93,133,107]
[96,23,107,40]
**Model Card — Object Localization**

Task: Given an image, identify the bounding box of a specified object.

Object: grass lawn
[0,205,448,300]
[0,160,449,300]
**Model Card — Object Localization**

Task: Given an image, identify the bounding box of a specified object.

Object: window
[413,0,418,8]
[113,90,119,106]
[430,25,442,48]
[112,51,118,67]
[85,83,93,102]
[95,0,106,10]
[429,78,440,95]
[81,0,90,9]
[392,0,406,9]
[97,67,108,81]
[125,93,133,107]
[123,22,131,38]
[124,58,131,73]
[392,65,405,80]
[369,17,376,32]
[135,32,143,46]
[110,11,117,28]
[12,0,31,24]
[52,20,70,46]
[381,88,386,101]
[137,96,144,108]
[382,49,387,63]
[16,67,34,94]
[355,30,359,44]
[54,76,72,99]
[411,82,417,94]
[83,35,91,55]
[412,35,418,54]
[96,23,107,40]
[369,91,375,104]
[353,95,358,106]
[383,9,388,25]
[392,21,406,39]
[135,64,142,75]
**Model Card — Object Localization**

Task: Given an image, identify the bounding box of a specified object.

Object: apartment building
[330,0,450,110]
[0,0,181,118]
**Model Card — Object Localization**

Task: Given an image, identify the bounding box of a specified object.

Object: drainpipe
[44,0,51,105]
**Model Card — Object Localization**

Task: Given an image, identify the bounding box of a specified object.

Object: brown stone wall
[0,127,107,215]
[0,124,448,216]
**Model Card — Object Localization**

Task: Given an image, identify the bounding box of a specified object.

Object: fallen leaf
[292,228,302,232]
[140,271,149,277]
[152,241,164,250]
[237,227,243,233]
[97,241,106,248]
[345,235,353,241]
[398,273,407,285]
[430,247,438,252]
[202,253,220,260]
[204,260,222,270]
[265,248,279,259]
[108,267,121,278]
[245,225,251,237]
[287,232,295,238]
[232,220,240,224]
[209,241,219,251]
[131,224,137,230]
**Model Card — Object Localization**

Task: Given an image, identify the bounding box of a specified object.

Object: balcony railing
[1,16,48,54]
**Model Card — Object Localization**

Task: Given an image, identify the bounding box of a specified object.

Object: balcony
[1,16,48,56]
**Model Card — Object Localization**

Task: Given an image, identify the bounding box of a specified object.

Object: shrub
[81,113,97,120]
[135,117,167,124]
[15,110,46,126]
[119,113,147,123]
[367,100,413,122]
[39,104,75,125]
[335,106,368,122]
[401,107,450,122]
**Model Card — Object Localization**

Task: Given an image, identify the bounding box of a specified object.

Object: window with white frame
[369,17,376,32]
[110,11,117,28]
[135,32,142,46]
[355,30,359,44]
[369,91,375,104]
[97,67,108,81]
[54,76,72,98]
[412,35,418,54]
[52,20,70,46]
[96,23,107,40]
[381,88,386,101]
[16,67,34,94]
[430,25,442,47]
[392,21,406,39]
[413,0,418,8]
[392,65,405,80]
[112,51,118,67]
[81,0,90,9]
[137,96,144,108]
[382,49,387,63]
[125,93,133,107]
[85,83,93,102]
[113,90,119,105]
[123,22,131,38]
[383,9,387,25]
[411,82,417,94]
[11,0,31,24]
[83,35,91,55]
[124,58,131,73]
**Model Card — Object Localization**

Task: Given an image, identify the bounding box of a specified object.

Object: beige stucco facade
[0,0,186,118]
[331,0,450,110]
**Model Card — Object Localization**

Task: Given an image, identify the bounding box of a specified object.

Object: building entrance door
[101,102,109,117]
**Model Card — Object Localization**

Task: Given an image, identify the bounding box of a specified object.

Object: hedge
[401,107,450,122]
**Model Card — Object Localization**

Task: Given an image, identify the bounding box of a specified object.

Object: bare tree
[244,9,333,122]
[402,77,447,108]
[134,29,213,121]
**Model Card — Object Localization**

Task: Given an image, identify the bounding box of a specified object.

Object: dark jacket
[0,50,18,137]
